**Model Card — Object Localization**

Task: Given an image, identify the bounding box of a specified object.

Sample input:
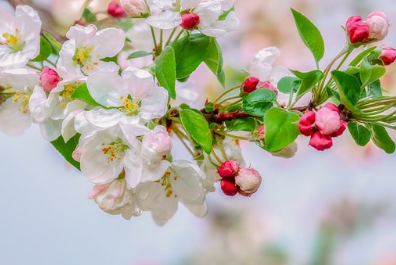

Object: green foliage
[331,71,361,112]
[51,134,81,170]
[204,38,225,87]
[292,70,324,102]
[127,51,152,60]
[43,32,62,55]
[172,34,212,80]
[277,76,300,94]
[225,118,257,132]
[349,47,377,67]
[82,8,96,22]
[71,83,104,107]
[348,122,371,146]
[32,36,52,61]
[242,89,277,116]
[370,125,396,154]
[291,9,325,65]
[179,109,212,153]
[155,46,176,99]
[264,108,300,152]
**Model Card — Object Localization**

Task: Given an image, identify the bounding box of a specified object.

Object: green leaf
[370,125,396,154]
[277,76,300,94]
[172,34,212,79]
[225,118,256,132]
[204,38,225,87]
[32,36,52,61]
[331,71,361,112]
[292,70,324,101]
[179,109,212,153]
[348,122,371,146]
[360,58,386,87]
[242,89,276,117]
[155,46,176,99]
[82,8,96,22]
[349,46,377,67]
[264,108,300,152]
[367,80,383,98]
[291,8,325,64]
[71,83,104,107]
[127,51,152,60]
[51,134,81,170]
[43,32,62,54]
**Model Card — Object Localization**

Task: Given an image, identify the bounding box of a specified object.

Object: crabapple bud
[181,13,200,30]
[323,102,340,114]
[331,120,347,137]
[242,77,260,93]
[142,126,172,158]
[40,67,60,92]
[366,11,390,41]
[120,0,149,18]
[299,111,316,136]
[309,131,333,151]
[235,168,262,195]
[380,46,396,66]
[218,160,239,178]
[346,16,369,44]
[221,178,238,196]
[315,107,341,136]
[259,81,278,95]
[107,1,127,18]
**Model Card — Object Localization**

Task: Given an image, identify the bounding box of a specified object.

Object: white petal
[122,67,154,98]
[66,24,97,47]
[87,71,124,108]
[170,160,205,200]
[57,39,83,79]
[0,99,32,136]
[181,0,202,10]
[29,86,59,122]
[91,28,125,58]
[139,86,169,121]
[141,160,170,183]
[39,119,62,141]
[124,149,144,188]
[83,109,126,129]
[249,62,272,81]
[251,47,281,66]
[146,11,182,30]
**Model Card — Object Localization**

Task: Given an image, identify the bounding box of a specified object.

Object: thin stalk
[217,131,251,141]
[44,58,56,68]
[217,96,241,106]
[213,85,240,103]
[27,63,42,71]
[173,126,196,157]
[215,135,228,160]
[165,28,177,47]
[174,29,185,42]
[211,148,223,164]
[159,30,164,52]
[150,26,158,55]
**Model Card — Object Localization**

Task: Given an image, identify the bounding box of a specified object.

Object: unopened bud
[40,67,60,92]
[309,131,333,151]
[380,46,396,66]
[366,11,390,41]
[299,111,316,136]
[120,0,150,18]
[218,160,239,178]
[181,13,200,30]
[221,178,238,196]
[242,77,260,93]
[235,168,262,195]
[107,1,127,18]
[346,16,369,44]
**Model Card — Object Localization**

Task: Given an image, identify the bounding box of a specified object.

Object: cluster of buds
[299,103,347,151]
[241,77,278,95]
[346,11,390,44]
[218,160,262,197]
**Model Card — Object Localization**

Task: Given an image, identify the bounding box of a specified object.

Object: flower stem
[213,85,240,103]
[27,63,42,71]
[150,26,158,55]
[165,28,177,47]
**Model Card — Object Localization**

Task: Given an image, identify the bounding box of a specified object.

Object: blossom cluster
[1,2,396,225]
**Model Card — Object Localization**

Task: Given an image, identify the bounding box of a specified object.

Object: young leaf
[155,46,176,99]
[204,38,225,87]
[242,89,276,117]
[225,118,256,132]
[51,134,81,170]
[370,125,396,154]
[294,70,323,101]
[172,34,211,79]
[360,58,386,87]
[264,108,300,152]
[32,36,52,61]
[43,32,62,54]
[179,109,212,153]
[277,76,300,94]
[82,8,97,22]
[127,51,152,60]
[71,83,104,107]
[349,46,377,67]
[348,122,371,146]
[291,9,325,65]
[331,71,361,112]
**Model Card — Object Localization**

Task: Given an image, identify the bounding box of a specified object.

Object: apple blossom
[315,107,341,136]
[235,168,262,196]
[57,24,125,78]
[0,5,42,69]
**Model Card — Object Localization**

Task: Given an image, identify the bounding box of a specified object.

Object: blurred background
[1,0,396,264]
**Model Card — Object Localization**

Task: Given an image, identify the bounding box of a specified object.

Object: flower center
[157,172,178,198]
[101,138,129,163]
[0,29,25,52]
[60,81,83,108]
[119,96,141,116]
[73,46,94,66]
[11,89,30,113]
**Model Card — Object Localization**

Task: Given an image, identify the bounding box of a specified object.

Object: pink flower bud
[309,132,333,151]
[323,102,340,114]
[380,46,396,65]
[142,126,172,158]
[299,111,316,136]
[235,168,262,195]
[218,160,239,178]
[256,125,265,139]
[346,16,369,44]
[315,107,341,136]
[259,81,278,95]
[242,77,260,93]
[40,67,60,92]
[366,11,390,41]
[181,13,200,30]
[120,0,149,18]
[331,120,347,138]
[107,1,127,18]
[221,178,238,196]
